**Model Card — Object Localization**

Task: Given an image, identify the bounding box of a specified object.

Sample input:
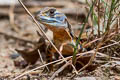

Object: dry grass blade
[99,40,120,50]
[81,0,119,72]
[0,31,36,44]
[9,1,16,31]
[49,62,70,80]
[38,49,49,72]
[17,0,78,75]
[71,30,117,78]
[84,31,117,48]
[13,0,78,79]
[13,39,120,80]
[12,51,93,80]
[13,57,65,80]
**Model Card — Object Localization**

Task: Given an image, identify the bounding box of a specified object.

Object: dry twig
[17,0,78,75]
[9,0,19,32]
[13,39,120,80]
[13,0,78,79]
[38,49,49,72]
[49,62,70,80]
[0,31,36,44]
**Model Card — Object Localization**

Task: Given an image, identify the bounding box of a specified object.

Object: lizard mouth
[36,15,68,28]
[38,16,59,23]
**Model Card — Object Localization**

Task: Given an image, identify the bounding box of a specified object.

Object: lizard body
[35,7,81,70]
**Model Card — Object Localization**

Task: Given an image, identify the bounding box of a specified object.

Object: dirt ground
[0,0,120,80]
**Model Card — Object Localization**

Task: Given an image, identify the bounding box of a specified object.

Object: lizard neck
[43,23,72,43]
[53,29,72,50]
[53,28,72,43]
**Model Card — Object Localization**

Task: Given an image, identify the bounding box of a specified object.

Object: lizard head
[35,7,68,30]
[35,7,75,39]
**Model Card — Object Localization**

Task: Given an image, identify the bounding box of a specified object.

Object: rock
[75,77,96,80]
[0,0,19,5]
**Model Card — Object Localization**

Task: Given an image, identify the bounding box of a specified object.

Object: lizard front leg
[45,44,57,72]
[45,45,53,72]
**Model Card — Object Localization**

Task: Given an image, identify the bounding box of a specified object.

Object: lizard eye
[50,10,54,14]
[49,9,56,17]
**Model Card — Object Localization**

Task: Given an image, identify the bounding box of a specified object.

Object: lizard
[34,7,82,71]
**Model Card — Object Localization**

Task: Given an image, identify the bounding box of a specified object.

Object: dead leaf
[15,37,46,64]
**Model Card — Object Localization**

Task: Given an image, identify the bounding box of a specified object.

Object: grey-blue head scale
[35,7,68,29]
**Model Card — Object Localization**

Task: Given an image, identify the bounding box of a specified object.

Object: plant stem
[106,0,116,31]
[72,0,96,65]
[97,0,100,37]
